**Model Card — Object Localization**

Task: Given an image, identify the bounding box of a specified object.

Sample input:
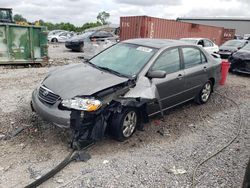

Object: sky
[1,0,250,26]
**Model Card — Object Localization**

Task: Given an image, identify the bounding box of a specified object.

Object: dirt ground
[0,44,249,188]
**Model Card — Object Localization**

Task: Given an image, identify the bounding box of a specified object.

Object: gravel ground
[0,45,249,188]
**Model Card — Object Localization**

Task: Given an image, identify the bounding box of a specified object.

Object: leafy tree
[81,21,102,31]
[13,14,27,22]
[12,13,110,32]
[97,11,110,25]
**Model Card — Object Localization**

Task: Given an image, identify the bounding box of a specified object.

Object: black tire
[243,158,250,188]
[196,81,213,104]
[109,108,139,141]
[77,45,83,52]
[51,38,58,43]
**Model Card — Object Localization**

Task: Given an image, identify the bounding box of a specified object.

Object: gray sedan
[31,39,221,142]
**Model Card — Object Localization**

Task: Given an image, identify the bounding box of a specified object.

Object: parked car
[180,38,219,54]
[243,34,250,40]
[218,40,249,59]
[65,30,118,52]
[48,30,66,36]
[234,34,243,40]
[31,39,221,141]
[48,31,74,43]
[228,43,250,74]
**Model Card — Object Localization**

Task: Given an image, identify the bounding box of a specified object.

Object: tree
[81,21,102,31]
[13,14,27,22]
[97,11,110,25]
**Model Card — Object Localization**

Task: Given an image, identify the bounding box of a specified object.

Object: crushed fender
[68,76,165,147]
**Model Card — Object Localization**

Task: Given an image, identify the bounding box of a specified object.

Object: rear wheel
[109,108,139,141]
[51,38,58,43]
[196,81,213,104]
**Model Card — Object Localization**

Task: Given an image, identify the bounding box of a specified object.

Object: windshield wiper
[84,60,128,78]
[84,60,100,69]
[98,66,129,78]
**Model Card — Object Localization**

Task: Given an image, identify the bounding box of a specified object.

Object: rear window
[223,40,245,47]
[180,39,198,45]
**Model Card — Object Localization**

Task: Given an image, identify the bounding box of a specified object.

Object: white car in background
[48,31,74,43]
[48,30,66,36]
[243,34,250,40]
[180,38,219,54]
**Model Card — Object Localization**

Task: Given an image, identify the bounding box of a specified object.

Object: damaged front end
[65,77,160,149]
[229,52,250,74]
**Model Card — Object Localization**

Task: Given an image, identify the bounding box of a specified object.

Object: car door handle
[203,66,207,72]
[177,74,183,80]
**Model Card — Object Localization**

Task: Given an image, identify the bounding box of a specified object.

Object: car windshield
[180,39,198,44]
[242,43,250,51]
[223,40,244,47]
[89,43,157,77]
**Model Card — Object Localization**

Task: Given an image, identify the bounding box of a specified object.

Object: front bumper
[31,88,71,128]
[65,41,83,50]
[218,51,232,59]
[229,58,250,74]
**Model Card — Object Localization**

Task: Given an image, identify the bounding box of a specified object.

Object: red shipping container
[120,16,235,45]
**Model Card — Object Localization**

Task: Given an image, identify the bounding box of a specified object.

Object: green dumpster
[0,23,48,65]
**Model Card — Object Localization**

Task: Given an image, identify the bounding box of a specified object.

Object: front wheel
[109,108,139,141]
[196,81,213,104]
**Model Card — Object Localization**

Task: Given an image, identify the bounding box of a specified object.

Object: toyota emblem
[42,90,49,96]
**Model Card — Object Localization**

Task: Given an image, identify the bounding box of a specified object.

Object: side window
[182,47,206,68]
[152,48,181,74]
[92,31,101,38]
[59,33,67,37]
[204,40,213,47]
[197,40,204,47]
[93,31,112,38]
[106,32,113,37]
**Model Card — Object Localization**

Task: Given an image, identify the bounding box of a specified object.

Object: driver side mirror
[146,70,166,79]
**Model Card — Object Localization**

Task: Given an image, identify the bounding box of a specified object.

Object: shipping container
[120,16,235,45]
[0,23,48,65]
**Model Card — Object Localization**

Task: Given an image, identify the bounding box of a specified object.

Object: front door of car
[204,39,217,54]
[181,47,209,99]
[58,33,68,42]
[149,47,186,112]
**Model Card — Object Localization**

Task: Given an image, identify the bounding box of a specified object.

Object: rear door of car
[180,46,209,99]
[149,47,186,113]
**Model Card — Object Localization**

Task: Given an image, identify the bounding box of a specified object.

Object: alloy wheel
[201,82,212,102]
[122,111,137,137]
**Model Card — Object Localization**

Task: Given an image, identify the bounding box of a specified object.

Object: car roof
[225,39,248,42]
[122,38,187,49]
[180,37,211,40]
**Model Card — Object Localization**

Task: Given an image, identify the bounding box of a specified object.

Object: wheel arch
[209,77,215,91]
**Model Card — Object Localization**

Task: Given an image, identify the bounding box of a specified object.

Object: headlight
[62,98,102,111]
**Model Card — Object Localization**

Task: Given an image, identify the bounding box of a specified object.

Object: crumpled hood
[219,45,238,52]
[42,63,128,99]
[232,50,250,60]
